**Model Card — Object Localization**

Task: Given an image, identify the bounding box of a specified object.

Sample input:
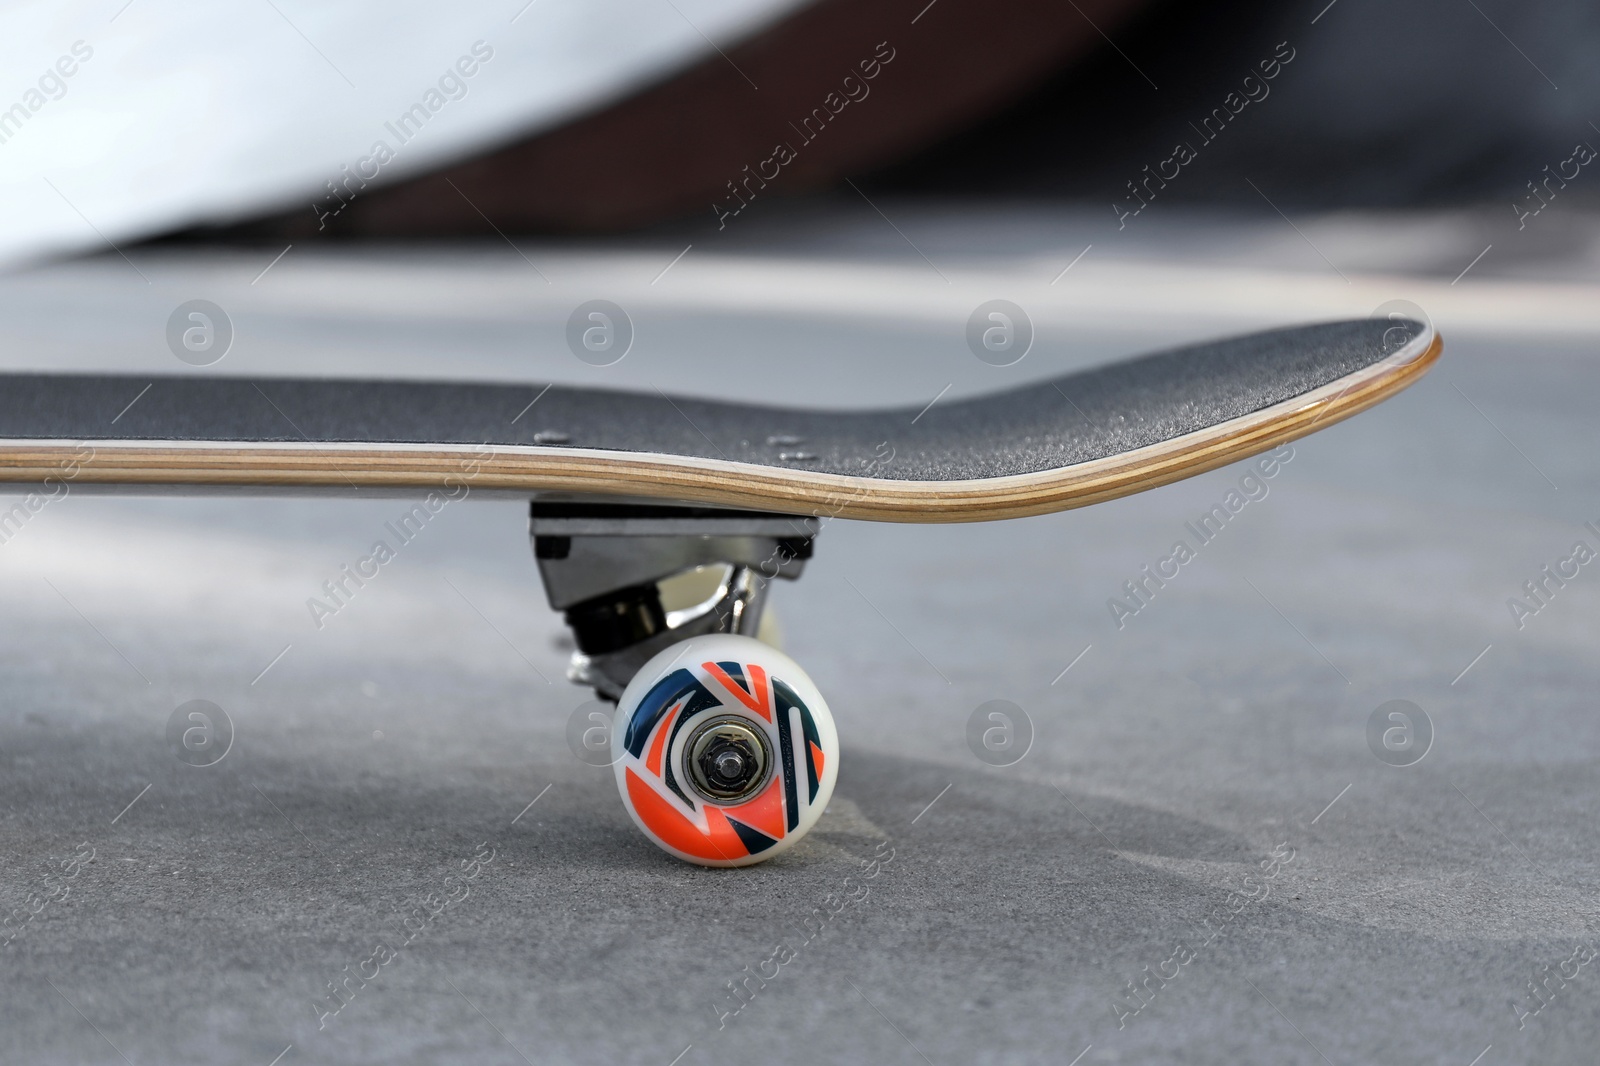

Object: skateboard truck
[529,503,819,701]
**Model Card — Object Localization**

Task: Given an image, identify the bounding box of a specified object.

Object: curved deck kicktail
[0,318,1439,865]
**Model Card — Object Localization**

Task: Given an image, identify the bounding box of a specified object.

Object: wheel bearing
[683,715,772,803]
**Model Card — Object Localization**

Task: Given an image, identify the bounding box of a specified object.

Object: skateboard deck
[0,319,1438,522]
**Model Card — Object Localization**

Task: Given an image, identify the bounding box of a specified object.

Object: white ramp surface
[0,0,803,268]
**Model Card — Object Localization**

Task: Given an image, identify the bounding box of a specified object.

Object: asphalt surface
[2,211,1598,1065]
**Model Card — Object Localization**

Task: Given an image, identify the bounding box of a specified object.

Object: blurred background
[5,0,1599,264]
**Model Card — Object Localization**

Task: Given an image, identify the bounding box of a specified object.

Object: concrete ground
[2,206,1598,1064]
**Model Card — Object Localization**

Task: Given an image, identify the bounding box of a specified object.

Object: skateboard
[0,317,1439,865]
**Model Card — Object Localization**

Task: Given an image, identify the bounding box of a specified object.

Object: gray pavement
[1,217,1598,1064]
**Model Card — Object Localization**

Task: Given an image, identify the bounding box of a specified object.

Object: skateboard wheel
[611,634,838,866]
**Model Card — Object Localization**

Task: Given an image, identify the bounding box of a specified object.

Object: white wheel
[611,633,838,866]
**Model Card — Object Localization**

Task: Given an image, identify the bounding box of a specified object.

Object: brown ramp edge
[0,319,1439,523]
